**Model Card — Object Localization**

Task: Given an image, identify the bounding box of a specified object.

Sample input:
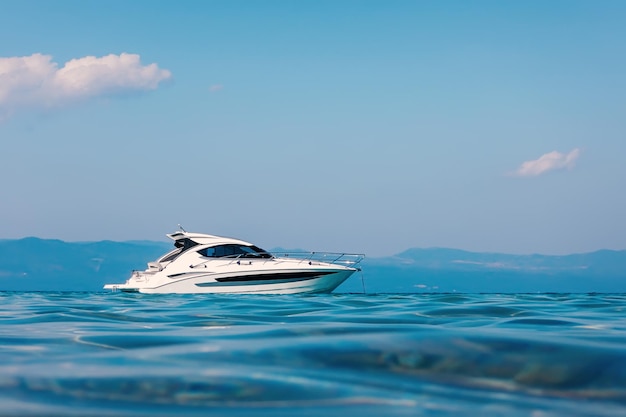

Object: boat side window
[199,247,215,257]
[198,245,272,258]
[202,245,242,258]
[219,245,240,257]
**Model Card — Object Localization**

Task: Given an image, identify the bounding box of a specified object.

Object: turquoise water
[1,292,625,416]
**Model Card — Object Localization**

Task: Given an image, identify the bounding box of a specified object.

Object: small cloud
[511,148,580,177]
[209,84,223,92]
[0,53,171,120]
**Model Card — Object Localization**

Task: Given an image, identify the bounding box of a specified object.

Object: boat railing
[188,252,365,269]
[269,251,365,268]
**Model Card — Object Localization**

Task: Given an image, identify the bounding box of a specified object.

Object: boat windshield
[159,248,183,263]
[158,238,199,263]
[198,244,272,259]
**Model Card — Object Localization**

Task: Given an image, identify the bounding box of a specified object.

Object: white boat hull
[105,268,355,294]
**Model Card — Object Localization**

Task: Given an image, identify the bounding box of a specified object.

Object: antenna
[178,224,186,232]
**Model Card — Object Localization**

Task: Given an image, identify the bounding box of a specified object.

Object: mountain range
[1,238,624,293]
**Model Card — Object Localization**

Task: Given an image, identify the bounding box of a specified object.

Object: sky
[1,0,625,257]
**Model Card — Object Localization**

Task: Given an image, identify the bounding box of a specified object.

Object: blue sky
[1,1,625,257]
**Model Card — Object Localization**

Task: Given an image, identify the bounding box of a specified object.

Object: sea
[0,292,625,417]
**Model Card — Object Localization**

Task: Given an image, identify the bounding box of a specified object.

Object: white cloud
[0,53,171,119]
[209,84,223,92]
[512,148,581,177]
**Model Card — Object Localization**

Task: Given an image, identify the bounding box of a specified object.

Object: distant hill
[339,248,626,293]
[0,238,624,292]
[0,238,170,291]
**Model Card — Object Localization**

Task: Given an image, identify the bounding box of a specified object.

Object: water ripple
[0,292,625,416]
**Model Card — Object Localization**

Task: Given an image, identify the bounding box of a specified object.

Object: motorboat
[103,229,364,294]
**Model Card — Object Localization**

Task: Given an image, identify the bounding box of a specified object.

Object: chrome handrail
[271,251,365,267]
[186,251,365,269]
